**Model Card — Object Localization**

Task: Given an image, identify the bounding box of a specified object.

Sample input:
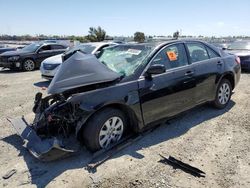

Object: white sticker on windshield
[127,49,142,55]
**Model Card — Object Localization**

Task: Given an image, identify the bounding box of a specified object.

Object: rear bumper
[7,117,76,161]
[234,64,241,88]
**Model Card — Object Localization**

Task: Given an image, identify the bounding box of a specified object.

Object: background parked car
[226,41,250,71]
[210,42,229,50]
[40,42,117,80]
[0,41,68,71]
[0,45,17,54]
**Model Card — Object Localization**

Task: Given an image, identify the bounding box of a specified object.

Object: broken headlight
[8,56,20,62]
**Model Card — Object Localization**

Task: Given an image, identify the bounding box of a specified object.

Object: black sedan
[0,42,67,71]
[9,40,241,160]
[227,41,250,71]
[0,45,17,54]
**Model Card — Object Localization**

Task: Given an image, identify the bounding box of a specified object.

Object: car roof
[117,39,209,49]
[114,39,221,56]
[78,42,116,47]
[35,41,67,46]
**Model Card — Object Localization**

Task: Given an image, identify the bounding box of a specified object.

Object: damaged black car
[9,40,241,161]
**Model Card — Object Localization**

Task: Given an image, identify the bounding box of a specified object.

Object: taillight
[235,56,241,64]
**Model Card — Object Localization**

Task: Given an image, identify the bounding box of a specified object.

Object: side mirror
[222,47,227,50]
[146,64,166,76]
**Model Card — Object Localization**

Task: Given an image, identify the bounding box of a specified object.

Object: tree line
[1,27,249,43]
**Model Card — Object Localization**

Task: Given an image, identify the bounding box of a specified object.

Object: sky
[1,0,250,37]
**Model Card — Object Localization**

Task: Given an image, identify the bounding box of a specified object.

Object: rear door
[185,42,224,104]
[50,44,67,55]
[139,43,197,125]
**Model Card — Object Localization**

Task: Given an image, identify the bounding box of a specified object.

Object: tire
[212,79,232,109]
[82,108,127,152]
[23,59,35,71]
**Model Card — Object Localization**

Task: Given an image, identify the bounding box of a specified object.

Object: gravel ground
[0,68,249,188]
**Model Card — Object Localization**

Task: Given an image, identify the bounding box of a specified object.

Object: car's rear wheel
[23,59,35,71]
[82,108,127,152]
[212,79,232,109]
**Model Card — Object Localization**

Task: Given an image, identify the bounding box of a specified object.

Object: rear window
[40,45,51,51]
[186,43,209,63]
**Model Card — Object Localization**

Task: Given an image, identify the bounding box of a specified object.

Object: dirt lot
[0,68,249,188]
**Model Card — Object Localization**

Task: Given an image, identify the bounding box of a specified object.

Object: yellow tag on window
[166,51,177,61]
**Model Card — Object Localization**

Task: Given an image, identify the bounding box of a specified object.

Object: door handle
[217,61,223,66]
[150,83,157,91]
[185,71,194,76]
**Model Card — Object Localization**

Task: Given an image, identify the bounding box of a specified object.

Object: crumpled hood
[48,51,121,94]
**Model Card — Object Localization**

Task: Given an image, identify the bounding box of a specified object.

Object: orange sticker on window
[166,51,177,61]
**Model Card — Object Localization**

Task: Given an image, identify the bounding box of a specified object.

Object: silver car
[40,42,117,80]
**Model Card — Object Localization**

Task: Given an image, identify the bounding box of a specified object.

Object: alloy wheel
[98,116,124,148]
[218,83,230,105]
[24,60,35,71]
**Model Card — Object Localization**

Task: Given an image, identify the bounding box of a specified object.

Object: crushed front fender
[7,117,77,161]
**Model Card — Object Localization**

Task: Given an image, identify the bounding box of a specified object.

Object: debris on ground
[87,134,142,171]
[159,154,205,177]
[2,169,17,179]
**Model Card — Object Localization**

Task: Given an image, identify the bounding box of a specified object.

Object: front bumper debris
[0,62,13,68]
[7,117,76,161]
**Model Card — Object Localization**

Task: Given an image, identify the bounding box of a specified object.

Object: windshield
[228,42,250,50]
[98,45,153,76]
[67,44,96,54]
[21,43,42,52]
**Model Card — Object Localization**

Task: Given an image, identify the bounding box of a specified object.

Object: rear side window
[51,45,66,50]
[40,45,51,51]
[206,47,220,58]
[152,43,188,69]
[186,43,209,63]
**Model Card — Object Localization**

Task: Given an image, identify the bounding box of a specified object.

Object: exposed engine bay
[32,92,77,139]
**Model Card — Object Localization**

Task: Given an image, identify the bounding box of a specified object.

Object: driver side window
[39,45,51,51]
[152,43,188,69]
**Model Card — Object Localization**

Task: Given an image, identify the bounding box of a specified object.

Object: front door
[36,45,54,64]
[138,43,197,125]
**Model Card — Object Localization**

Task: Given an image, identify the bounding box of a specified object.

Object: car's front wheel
[213,79,232,109]
[82,108,127,152]
[23,59,35,71]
